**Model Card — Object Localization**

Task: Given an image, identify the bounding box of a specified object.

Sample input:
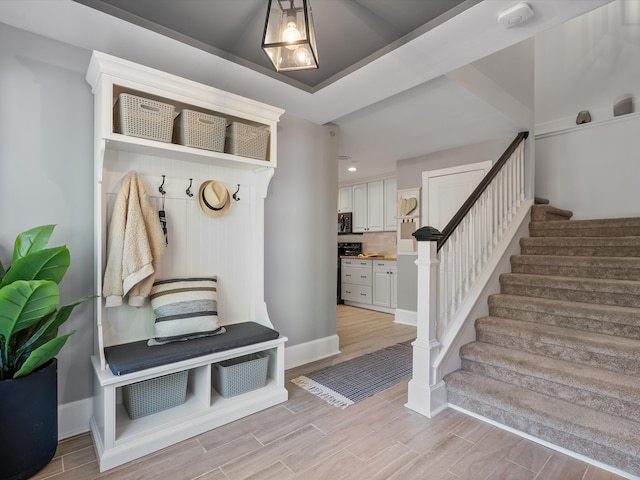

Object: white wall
[0,24,95,404]
[265,117,339,345]
[535,0,640,218]
[536,0,640,131]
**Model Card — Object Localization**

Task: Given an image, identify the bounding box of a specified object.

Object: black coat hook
[186,178,194,197]
[159,175,166,195]
[233,184,240,201]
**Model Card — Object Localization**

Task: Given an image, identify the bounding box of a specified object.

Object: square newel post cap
[413,226,442,242]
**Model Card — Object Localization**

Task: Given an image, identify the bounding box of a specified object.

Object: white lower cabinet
[341,258,372,304]
[342,258,396,312]
[372,260,397,309]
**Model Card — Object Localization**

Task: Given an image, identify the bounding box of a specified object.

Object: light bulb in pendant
[282,20,301,49]
[294,46,311,66]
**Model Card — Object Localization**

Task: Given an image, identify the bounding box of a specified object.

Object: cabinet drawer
[341,284,372,304]
[342,258,371,268]
[372,260,396,271]
[341,266,372,286]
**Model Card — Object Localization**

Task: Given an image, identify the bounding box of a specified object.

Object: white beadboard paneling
[100,151,262,346]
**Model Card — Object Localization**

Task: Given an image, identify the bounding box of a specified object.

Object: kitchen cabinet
[342,258,396,313]
[384,178,397,231]
[352,180,387,233]
[338,186,352,213]
[372,260,397,309]
[86,51,287,472]
[341,258,372,304]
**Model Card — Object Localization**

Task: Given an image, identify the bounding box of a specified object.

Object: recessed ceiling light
[348,166,357,172]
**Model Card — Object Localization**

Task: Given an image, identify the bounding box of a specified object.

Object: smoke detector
[497,3,534,28]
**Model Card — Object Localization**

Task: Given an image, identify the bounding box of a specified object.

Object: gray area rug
[291,340,413,409]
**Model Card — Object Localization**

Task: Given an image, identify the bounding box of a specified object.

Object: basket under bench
[90,322,288,472]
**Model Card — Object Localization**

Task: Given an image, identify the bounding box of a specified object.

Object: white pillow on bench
[148,277,225,346]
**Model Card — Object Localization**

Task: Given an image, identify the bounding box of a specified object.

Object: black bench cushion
[104,322,280,376]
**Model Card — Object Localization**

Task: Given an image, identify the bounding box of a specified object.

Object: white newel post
[406,227,448,418]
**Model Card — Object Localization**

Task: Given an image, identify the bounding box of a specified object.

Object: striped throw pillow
[147,277,225,346]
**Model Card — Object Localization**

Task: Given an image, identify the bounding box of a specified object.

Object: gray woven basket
[114,93,175,143]
[123,370,188,419]
[174,109,226,151]
[212,352,269,398]
[225,122,269,160]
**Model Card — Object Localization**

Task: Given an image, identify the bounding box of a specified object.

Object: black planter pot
[0,359,58,480]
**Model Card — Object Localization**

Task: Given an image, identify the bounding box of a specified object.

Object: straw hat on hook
[198,180,231,218]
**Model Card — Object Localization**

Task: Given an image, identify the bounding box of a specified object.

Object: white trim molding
[285,335,340,370]
[394,308,417,327]
[58,398,93,440]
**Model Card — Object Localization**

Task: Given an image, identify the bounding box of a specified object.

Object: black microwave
[338,212,352,234]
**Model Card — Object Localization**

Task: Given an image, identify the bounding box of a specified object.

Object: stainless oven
[337,242,362,304]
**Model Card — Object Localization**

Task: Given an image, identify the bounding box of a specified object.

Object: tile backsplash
[362,231,397,256]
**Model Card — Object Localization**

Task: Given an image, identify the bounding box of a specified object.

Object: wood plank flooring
[36,305,627,480]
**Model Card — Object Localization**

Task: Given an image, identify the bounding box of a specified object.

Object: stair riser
[487,304,640,341]
[460,359,640,423]
[445,389,640,477]
[510,263,640,280]
[500,284,640,308]
[519,245,640,257]
[529,226,640,238]
[475,330,640,377]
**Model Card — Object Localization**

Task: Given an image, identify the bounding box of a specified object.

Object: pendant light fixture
[262,0,319,72]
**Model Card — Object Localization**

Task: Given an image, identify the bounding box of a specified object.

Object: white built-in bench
[87,51,287,472]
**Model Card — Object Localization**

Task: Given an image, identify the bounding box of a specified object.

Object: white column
[406,238,447,418]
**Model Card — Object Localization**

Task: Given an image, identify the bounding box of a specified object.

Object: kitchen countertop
[340,255,397,260]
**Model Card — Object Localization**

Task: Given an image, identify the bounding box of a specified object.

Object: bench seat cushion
[104,322,280,376]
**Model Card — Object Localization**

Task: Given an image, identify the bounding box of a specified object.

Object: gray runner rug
[290,340,414,409]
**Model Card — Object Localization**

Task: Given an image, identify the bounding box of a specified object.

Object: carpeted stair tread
[445,370,640,475]
[520,236,640,257]
[488,294,640,340]
[510,254,640,280]
[529,217,640,238]
[500,272,640,307]
[459,342,640,422]
[530,205,573,222]
[475,316,640,376]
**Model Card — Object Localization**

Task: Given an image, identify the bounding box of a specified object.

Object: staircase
[444,205,640,477]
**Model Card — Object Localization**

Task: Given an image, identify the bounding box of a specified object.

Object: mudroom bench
[87,51,287,472]
[90,323,287,471]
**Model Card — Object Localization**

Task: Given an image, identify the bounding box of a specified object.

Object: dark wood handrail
[436,131,529,251]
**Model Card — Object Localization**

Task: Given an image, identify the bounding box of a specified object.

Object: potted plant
[0,225,92,480]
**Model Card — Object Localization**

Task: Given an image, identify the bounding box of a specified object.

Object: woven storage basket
[114,93,175,143]
[212,352,269,398]
[225,122,269,160]
[174,109,226,151]
[122,370,188,419]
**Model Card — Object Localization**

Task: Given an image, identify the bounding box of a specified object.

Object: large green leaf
[0,280,59,345]
[0,246,69,288]
[15,296,92,359]
[13,332,74,378]
[12,224,54,264]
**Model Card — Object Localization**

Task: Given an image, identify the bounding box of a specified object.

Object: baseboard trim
[58,398,93,440]
[449,404,639,480]
[394,308,417,327]
[285,335,340,370]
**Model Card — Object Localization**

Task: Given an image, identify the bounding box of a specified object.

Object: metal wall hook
[186,178,194,197]
[233,184,241,201]
[159,175,166,195]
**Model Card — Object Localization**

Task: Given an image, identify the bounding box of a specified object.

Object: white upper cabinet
[338,185,353,213]
[349,178,396,233]
[352,183,368,232]
[384,178,397,232]
[367,180,384,232]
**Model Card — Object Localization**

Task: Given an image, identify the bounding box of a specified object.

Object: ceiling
[0,0,613,182]
[73,0,474,92]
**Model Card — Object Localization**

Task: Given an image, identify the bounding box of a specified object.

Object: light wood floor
[36,305,625,480]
